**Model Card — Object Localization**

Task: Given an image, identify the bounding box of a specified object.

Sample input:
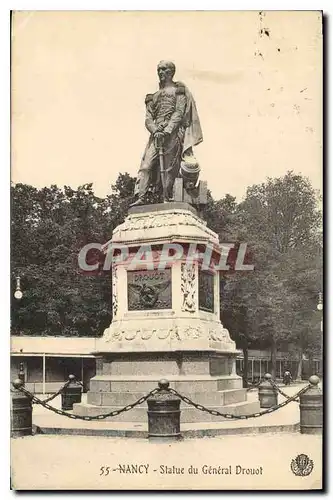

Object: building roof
[11,336,98,356]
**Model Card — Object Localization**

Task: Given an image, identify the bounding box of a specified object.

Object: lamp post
[317,292,323,376]
[317,291,323,316]
[14,276,23,300]
[13,275,25,390]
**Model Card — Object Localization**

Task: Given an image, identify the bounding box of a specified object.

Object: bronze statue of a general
[131,61,203,206]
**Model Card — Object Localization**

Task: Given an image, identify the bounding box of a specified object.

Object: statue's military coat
[135,82,203,200]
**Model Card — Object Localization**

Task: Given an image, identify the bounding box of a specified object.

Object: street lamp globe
[14,289,23,300]
[317,292,323,311]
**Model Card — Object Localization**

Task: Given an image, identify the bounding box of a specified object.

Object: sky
[11,10,322,201]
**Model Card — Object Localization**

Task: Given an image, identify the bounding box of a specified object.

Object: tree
[11,175,136,337]
[220,172,322,379]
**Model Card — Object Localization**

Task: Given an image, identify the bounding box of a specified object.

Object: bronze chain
[269,379,300,402]
[13,381,310,422]
[168,385,309,420]
[32,380,71,405]
[15,385,159,421]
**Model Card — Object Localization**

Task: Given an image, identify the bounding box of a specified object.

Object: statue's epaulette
[175,83,186,95]
[145,93,154,104]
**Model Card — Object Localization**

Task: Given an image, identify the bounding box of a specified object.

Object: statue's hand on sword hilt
[154,131,165,150]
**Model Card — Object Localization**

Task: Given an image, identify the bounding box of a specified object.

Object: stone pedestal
[74,202,259,422]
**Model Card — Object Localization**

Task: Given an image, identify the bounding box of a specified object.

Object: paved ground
[11,383,322,490]
[11,432,322,490]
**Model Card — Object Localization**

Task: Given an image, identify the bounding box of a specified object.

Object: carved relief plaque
[198,270,214,313]
[181,263,196,312]
[127,269,172,310]
[112,266,118,317]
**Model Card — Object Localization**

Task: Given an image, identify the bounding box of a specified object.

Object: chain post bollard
[18,362,25,385]
[147,379,182,441]
[61,374,82,411]
[11,378,32,438]
[258,373,278,409]
[299,375,322,434]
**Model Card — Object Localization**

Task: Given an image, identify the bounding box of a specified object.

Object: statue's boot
[129,197,145,208]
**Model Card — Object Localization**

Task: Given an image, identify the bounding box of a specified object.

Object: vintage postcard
[10,10,323,490]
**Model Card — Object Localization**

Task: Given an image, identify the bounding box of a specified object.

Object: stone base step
[87,388,247,407]
[89,375,242,393]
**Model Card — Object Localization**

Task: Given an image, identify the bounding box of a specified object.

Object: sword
[156,135,168,202]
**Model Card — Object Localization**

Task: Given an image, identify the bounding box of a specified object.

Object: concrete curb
[33,421,300,439]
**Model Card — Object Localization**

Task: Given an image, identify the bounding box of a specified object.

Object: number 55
[100,466,110,476]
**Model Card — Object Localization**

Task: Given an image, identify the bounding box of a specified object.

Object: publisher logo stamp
[290,454,314,477]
